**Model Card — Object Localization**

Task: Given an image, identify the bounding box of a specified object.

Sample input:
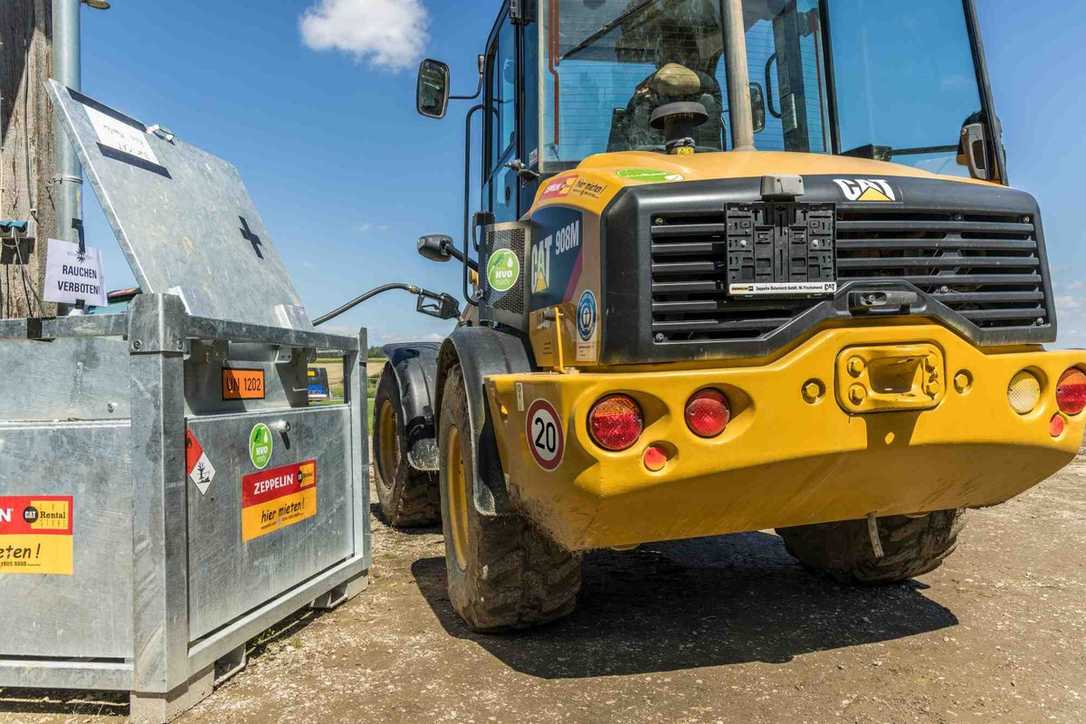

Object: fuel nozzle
[650,102,709,155]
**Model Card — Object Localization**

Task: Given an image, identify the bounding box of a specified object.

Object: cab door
[483,7,519,224]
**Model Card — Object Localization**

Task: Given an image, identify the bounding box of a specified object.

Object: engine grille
[835,208,1045,329]
[650,206,1047,343]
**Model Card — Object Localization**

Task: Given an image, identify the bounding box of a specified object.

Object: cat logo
[834,178,898,203]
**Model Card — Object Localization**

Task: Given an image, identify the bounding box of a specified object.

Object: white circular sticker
[526,399,564,471]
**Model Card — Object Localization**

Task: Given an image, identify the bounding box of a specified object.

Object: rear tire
[776,510,966,584]
[373,368,440,528]
[438,365,581,632]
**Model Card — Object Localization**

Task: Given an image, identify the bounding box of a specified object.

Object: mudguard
[436,325,534,516]
[382,342,441,471]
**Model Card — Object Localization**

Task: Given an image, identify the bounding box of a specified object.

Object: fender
[382,342,441,471]
[436,325,534,516]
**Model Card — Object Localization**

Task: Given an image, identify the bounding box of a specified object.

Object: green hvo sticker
[487,248,521,293]
[249,423,273,470]
[615,168,685,183]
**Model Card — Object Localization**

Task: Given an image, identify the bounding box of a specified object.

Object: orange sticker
[223,368,266,400]
[241,461,317,542]
[0,496,74,575]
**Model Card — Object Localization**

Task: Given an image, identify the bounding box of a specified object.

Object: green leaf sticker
[249,423,273,470]
[487,248,521,293]
[615,168,685,183]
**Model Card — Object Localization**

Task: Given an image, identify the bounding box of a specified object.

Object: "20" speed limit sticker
[526,399,564,471]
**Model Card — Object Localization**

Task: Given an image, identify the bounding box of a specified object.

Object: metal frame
[0,298,370,719]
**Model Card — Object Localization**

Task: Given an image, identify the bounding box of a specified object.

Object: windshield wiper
[562,0,657,61]
[843,144,959,162]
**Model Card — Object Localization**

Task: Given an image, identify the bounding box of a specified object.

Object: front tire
[373,368,440,527]
[776,510,966,584]
[438,365,581,631]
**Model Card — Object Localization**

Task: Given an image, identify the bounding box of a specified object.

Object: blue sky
[79,0,1083,347]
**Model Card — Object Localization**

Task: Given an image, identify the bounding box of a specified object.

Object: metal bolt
[175,338,184,351]
[847,357,865,377]
[954,371,972,394]
[802,380,824,403]
[106,402,117,413]
[654,333,666,344]
[133,340,143,351]
[849,385,868,405]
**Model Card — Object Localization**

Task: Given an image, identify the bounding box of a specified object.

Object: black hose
[312,283,420,327]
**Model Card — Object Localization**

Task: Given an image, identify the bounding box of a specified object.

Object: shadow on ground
[413,531,958,678]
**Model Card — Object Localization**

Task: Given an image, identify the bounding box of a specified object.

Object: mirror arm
[450,75,483,101]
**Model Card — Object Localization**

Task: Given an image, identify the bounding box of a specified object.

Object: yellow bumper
[485,325,1085,551]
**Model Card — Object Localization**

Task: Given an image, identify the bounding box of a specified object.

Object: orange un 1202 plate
[222,368,266,400]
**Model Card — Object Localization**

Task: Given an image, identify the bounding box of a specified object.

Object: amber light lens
[1008,371,1042,415]
[685,389,731,438]
[588,395,643,452]
[1056,368,1086,416]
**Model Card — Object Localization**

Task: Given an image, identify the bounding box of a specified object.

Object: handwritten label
[85,104,160,165]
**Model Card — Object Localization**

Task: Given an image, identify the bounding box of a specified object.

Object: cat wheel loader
[373,0,1086,631]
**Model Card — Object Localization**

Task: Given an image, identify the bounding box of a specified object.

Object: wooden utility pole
[1,0,56,319]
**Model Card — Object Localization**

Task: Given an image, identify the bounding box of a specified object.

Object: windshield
[540,0,986,178]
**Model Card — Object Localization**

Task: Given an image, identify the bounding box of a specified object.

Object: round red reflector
[588,395,643,452]
[643,444,668,472]
[1050,413,1067,438]
[685,389,731,438]
[1056,368,1086,416]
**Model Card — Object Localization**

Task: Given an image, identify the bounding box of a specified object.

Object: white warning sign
[43,238,108,307]
[85,104,160,166]
[186,430,217,496]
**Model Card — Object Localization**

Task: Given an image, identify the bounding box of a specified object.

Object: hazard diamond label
[186,430,216,496]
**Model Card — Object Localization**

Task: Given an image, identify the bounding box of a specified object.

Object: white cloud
[300,0,429,71]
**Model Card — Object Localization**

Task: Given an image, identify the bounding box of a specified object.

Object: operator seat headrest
[650,63,703,97]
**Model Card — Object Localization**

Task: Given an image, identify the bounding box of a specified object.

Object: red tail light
[588,395,643,452]
[1056,368,1086,416]
[685,389,731,438]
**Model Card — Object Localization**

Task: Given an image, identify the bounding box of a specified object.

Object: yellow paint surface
[485,325,1084,550]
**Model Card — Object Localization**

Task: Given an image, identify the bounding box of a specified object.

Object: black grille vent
[650,205,1047,344]
[836,208,1045,329]
[650,210,822,342]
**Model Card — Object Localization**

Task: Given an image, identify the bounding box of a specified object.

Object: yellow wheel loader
[373,0,1086,631]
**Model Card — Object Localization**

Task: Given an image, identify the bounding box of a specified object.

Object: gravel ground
[2,450,1084,723]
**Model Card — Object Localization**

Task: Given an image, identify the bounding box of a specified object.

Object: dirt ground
[2,450,1084,723]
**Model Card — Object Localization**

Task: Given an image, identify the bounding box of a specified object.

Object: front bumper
[485,324,1084,551]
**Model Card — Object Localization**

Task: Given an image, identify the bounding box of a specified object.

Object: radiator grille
[836,208,1045,329]
[650,210,822,342]
[650,206,1047,343]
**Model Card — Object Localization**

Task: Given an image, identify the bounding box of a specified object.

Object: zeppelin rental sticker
[0,496,74,576]
[186,430,217,496]
[241,461,318,542]
[223,368,266,401]
[526,400,564,471]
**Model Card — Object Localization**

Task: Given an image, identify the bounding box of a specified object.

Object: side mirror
[749,82,767,134]
[417,59,451,119]
[417,234,454,262]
